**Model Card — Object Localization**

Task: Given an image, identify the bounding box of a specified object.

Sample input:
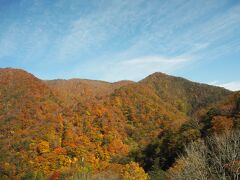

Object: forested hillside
[0,68,238,180]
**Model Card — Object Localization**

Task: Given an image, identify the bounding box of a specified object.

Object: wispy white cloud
[209,81,240,91]
[121,56,190,66]
[2,0,240,62]
[54,0,146,61]
[115,56,192,81]
[69,55,193,82]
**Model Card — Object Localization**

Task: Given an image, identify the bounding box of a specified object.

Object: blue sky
[0,0,240,90]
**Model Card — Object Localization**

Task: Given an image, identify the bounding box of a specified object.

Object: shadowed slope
[140,72,231,114]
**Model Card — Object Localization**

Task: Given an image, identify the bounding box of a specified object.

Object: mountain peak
[0,68,37,81]
[141,72,183,83]
[0,67,29,74]
[147,72,169,78]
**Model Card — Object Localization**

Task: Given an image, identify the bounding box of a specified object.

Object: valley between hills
[0,68,239,179]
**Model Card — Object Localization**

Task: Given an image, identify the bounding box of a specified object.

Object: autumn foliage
[0,68,238,179]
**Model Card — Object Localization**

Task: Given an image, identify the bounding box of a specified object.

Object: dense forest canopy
[0,68,239,179]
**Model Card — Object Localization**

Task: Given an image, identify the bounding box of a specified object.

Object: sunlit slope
[0,68,64,177]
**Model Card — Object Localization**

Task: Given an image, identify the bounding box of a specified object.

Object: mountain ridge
[1,68,233,92]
